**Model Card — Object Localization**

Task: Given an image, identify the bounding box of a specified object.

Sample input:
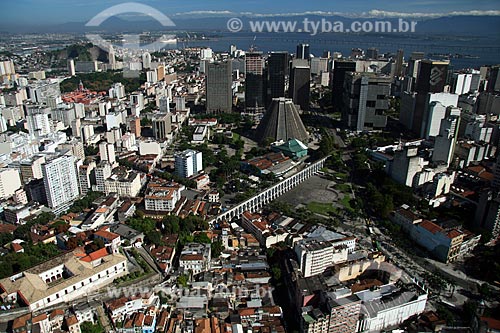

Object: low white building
[144,182,184,212]
[179,243,211,275]
[0,248,128,311]
[356,281,428,332]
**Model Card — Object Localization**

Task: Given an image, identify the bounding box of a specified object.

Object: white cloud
[363,9,500,18]
[172,9,500,19]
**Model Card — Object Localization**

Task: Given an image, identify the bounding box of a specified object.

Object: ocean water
[182,32,500,70]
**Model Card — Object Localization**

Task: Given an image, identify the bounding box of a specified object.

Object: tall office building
[267,52,289,105]
[486,66,500,93]
[289,64,311,111]
[407,52,425,79]
[410,60,450,135]
[152,113,172,140]
[42,155,80,213]
[99,142,116,165]
[245,52,265,114]
[416,60,449,94]
[332,60,356,112]
[310,57,328,75]
[432,111,460,167]
[343,72,392,132]
[394,49,404,78]
[296,44,310,60]
[206,61,233,113]
[175,150,203,178]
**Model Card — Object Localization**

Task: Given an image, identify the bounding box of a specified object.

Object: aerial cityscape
[0,0,499,333]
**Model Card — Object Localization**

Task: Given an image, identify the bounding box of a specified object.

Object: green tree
[193,232,211,244]
[80,321,104,333]
[211,240,224,257]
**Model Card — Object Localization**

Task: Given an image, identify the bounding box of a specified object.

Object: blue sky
[4,0,500,25]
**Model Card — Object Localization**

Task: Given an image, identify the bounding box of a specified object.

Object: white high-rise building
[174,150,203,178]
[99,142,116,165]
[109,83,126,99]
[67,59,76,76]
[423,93,459,139]
[27,112,51,138]
[433,110,460,167]
[142,52,152,69]
[42,155,80,213]
[95,161,112,193]
[109,45,116,70]
[0,168,22,199]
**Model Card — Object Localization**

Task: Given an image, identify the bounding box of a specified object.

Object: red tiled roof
[446,229,463,239]
[420,220,443,234]
[94,229,120,241]
[50,309,65,319]
[65,315,78,326]
[0,224,17,233]
[481,317,500,330]
[80,247,109,262]
[11,243,23,252]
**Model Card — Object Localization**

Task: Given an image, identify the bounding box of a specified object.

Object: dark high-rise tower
[394,49,404,77]
[267,52,289,105]
[245,52,265,114]
[289,63,311,111]
[206,61,233,113]
[416,60,449,94]
[366,48,378,60]
[296,44,310,60]
[411,60,450,135]
[487,66,500,93]
[332,60,356,112]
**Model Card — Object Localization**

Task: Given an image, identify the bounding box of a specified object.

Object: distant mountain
[1,14,499,36]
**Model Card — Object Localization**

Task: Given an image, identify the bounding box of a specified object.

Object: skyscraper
[343,72,392,132]
[245,52,265,114]
[332,60,356,112]
[394,49,404,78]
[42,155,80,213]
[289,64,311,111]
[296,44,310,60]
[486,66,500,93]
[411,60,450,135]
[267,52,289,105]
[416,60,449,94]
[206,61,233,113]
